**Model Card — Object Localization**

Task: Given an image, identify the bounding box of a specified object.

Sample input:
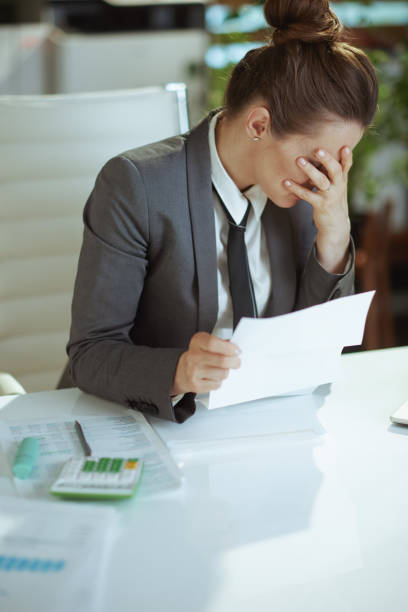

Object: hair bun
[264,0,343,46]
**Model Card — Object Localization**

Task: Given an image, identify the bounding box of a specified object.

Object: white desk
[1,347,408,612]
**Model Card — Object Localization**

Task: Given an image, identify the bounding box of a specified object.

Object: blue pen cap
[13,437,39,479]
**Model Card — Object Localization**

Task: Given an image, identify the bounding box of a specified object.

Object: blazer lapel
[185,110,297,327]
[262,201,297,316]
[185,111,219,332]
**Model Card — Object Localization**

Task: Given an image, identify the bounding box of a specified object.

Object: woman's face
[252,119,364,208]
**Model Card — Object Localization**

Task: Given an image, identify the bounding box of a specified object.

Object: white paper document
[209,291,375,410]
[0,411,181,498]
[0,497,116,612]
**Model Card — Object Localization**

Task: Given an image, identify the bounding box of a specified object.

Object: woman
[65,0,378,422]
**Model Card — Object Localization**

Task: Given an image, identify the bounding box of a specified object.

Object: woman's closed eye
[299,160,329,190]
[308,160,324,172]
[308,160,330,179]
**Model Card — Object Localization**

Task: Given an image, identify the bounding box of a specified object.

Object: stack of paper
[150,391,326,456]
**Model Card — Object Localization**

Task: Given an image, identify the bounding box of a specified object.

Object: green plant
[348,46,408,208]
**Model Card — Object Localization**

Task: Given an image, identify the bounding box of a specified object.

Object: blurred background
[1,0,407,356]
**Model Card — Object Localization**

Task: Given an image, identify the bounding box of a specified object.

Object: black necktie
[214,187,258,330]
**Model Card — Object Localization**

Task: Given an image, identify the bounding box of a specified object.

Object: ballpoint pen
[74,420,92,456]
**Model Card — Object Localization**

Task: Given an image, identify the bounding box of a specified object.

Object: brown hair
[224,0,378,136]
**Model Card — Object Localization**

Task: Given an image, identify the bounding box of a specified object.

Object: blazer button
[127,400,159,416]
[139,402,159,416]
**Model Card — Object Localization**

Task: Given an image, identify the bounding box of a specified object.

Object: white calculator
[50,456,144,499]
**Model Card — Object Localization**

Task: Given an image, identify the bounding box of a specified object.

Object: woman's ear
[245,106,271,141]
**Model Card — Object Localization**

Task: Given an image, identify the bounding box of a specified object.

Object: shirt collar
[208,111,268,224]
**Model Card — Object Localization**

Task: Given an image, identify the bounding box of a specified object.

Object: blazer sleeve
[295,239,355,310]
[67,155,196,423]
[290,199,355,310]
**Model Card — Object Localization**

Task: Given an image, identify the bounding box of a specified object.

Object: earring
[253,136,260,142]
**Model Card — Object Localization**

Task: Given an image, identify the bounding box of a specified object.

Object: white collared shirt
[172,112,272,407]
[209,110,272,339]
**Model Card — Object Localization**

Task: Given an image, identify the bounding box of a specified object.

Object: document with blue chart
[0,497,116,612]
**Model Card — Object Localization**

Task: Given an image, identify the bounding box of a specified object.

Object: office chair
[0,84,189,393]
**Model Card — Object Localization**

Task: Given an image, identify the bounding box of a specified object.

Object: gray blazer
[65,109,354,423]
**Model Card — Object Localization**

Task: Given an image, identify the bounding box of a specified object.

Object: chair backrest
[0,84,189,392]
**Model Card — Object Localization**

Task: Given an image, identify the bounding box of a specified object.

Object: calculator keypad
[53,456,143,494]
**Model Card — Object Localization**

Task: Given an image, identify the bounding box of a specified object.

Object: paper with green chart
[0,410,182,499]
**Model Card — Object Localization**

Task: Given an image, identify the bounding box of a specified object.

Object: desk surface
[1,347,408,612]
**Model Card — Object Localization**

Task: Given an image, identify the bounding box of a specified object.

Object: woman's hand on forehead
[282,144,353,274]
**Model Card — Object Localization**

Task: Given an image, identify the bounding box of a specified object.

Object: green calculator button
[83,460,96,472]
[97,458,110,472]
[110,459,123,473]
